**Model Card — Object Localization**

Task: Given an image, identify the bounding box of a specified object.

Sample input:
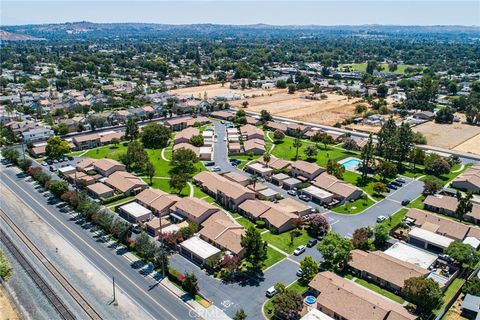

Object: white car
[293,245,306,256]
[376,215,387,223]
[266,286,277,297]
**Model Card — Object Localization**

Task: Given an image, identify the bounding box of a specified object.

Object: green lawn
[148,178,189,196]
[236,217,256,229]
[262,228,312,254]
[105,196,135,208]
[379,208,408,232]
[81,144,128,161]
[331,196,375,214]
[263,247,286,270]
[341,63,423,75]
[342,171,384,200]
[354,278,405,304]
[287,281,309,294]
[407,195,426,210]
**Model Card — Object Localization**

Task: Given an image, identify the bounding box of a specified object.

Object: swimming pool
[339,157,361,170]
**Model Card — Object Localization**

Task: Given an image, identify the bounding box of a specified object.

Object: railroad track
[0,209,102,320]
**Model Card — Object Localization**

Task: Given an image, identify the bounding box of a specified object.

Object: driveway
[169,253,299,319]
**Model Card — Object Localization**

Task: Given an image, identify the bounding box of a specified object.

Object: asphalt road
[0,164,198,320]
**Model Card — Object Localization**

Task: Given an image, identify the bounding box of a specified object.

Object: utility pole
[159,215,166,277]
[112,276,116,302]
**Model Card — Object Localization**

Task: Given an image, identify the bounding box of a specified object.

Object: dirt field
[0,286,20,320]
[168,83,279,99]
[413,117,480,150]
[453,133,480,155]
[231,91,362,126]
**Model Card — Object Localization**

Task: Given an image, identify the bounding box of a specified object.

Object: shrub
[0,250,12,280]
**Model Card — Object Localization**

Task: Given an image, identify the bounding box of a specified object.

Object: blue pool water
[305,296,316,305]
[340,158,361,170]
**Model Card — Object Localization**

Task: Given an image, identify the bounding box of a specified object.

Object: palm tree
[249,174,259,191]
[263,153,271,168]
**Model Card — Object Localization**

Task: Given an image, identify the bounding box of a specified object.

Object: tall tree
[447,241,480,269]
[125,117,139,141]
[141,122,170,149]
[376,118,397,161]
[271,289,303,320]
[120,141,148,172]
[299,256,319,283]
[317,232,353,271]
[146,161,155,185]
[455,191,473,221]
[395,122,414,165]
[293,128,303,160]
[360,134,375,182]
[402,277,442,314]
[45,136,71,159]
[241,226,268,271]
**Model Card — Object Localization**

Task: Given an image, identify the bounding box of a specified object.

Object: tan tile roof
[172,143,199,154]
[173,197,219,219]
[93,159,125,173]
[292,160,324,175]
[424,195,458,212]
[238,199,271,218]
[99,131,124,144]
[240,124,264,138]
[193,172,255,200]
[165,116,191,126]
[313,172,361,198]
[105,171,147,193]
[264,121,288,132]
[276,197,311,215]
[405,208,480,241]
[243,139,265,152]
[199,211,244,255]
[186,116,210,127]
[309,271,416,320]
[257,156,292,171]
[76,158,95,170]
[223,172,250,185]
[86,182,113,195]
[174,127,200,143]
[453,164,480,188]
[348,250,429,288]
[261,208,297,229]
[136,188,167,204]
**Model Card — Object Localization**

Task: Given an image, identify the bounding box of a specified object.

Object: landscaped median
[331,194,375,214]
[261,228,312,254]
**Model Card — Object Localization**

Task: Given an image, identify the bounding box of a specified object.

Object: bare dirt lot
[0,286,20,320]
[453,133,480,155]
[413,116,480,151]
[168,83,279,99]
[231,91,362,126]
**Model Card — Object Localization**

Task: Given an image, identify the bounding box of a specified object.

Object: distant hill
[2,21,479,41]
[0,29,42,41]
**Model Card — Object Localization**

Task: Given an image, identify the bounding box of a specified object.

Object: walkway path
[452,163,465,173]
[266,131,275,153]
[187,182,194,197]
[161,148,171,162]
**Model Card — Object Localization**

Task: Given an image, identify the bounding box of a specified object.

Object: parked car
[401,199,411,206]
[386,183,398,190]
[287,190,297,196]
[49,165,56,172]
[396,178,406,184]
[376,215,386,223]
[41,162,47,166]
[438,254,454,263]
[266,286,277,298]
[68,156,74,161]
[212,166,221,172]
[132,225,142,234]
[296,269,304,277]
[298,195,310,202]
[46,159,53,165]
[391,181,402,187]
[204,161,215,167]
[293,245,306,256]
[307,239,318,247]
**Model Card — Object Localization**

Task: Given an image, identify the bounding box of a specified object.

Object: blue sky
[1,1,479,26]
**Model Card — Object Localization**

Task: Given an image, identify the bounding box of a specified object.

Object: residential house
[136,188,180,217]
[451,164,480,194]
[171,197,219,224]
[245,162,274,178]
[424,194,480,224]
[348,250,430,293]
[313,172,363,204]
[239,124,264,140]
[264,121,288,133]
[164,116,192,131]
[291,160,325,180]
[105,171,148,196]
[92,159,126,177]
[413,111,435,121]
[86,182,115,199]
[243,139,265,155]
[21,127,54,142]
[210,111,235,120]
[199,211,245,256]
[308,271,416,320]
[174,127,200,145]
[193,171,256,210]
[118,202,152,223]
[257,156,292,172]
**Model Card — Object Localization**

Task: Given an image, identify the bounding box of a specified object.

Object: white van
[266,286,277,298]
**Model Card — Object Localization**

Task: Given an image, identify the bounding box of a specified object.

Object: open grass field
[341,63,422,75]
[262,228,312,254]
[232,91,363,126]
